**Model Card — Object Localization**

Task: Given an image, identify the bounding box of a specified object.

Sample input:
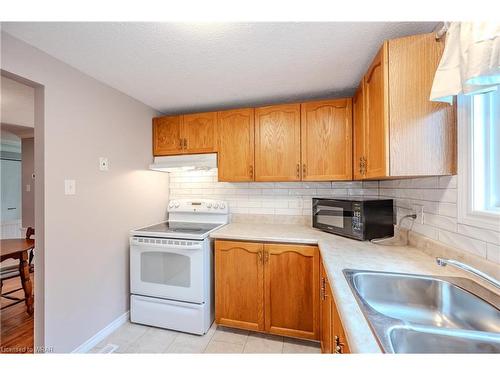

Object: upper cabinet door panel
[217,109,255,182]
[153,116,183,156]
[364,43,389,179]
[301,99,353,181]
[388,33,457,176]
[255,104,301,182]
[353,84,365,180]
[182,111,218,154]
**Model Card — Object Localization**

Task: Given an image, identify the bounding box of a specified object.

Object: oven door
[312,199,357,238]
[130,237,206,304]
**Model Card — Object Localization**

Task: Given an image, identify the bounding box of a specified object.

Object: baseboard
[72,311,129,353]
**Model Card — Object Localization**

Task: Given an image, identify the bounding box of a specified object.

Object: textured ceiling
[2,22,436,113]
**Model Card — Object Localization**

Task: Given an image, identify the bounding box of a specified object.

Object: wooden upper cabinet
[254,104,301,181]
[354,32,456,180]
[301,99,353,181]
[353,84,365,180]
[217,108,255,182]
[182,111,218,154]
[364,43,389,179]
[388,33,456,176]
[215,240,264,332]
[153,115,183,156]
[264,243,320,340]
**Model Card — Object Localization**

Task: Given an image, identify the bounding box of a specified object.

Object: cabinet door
[153,116,183,156]
[264,243,319,340]
[215,240,264,332]
[353,84,366,180]
[217,108,255,182]
[320,260,333,353]
[364,43,389,179]
[332,291,350,354]
[182,111,218,154]
[301,99,352,181]
[255,104,301,181]
[388,33,456,176]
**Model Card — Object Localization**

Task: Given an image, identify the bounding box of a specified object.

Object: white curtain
[430,22,500,104]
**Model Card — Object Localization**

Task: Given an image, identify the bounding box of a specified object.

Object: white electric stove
[129,199,228,335]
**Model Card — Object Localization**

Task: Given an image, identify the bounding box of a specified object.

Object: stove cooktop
[131,221,224,240]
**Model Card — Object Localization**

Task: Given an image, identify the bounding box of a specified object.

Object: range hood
[149,153,217,172]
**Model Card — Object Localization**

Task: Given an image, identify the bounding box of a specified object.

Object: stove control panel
[168,199,228,214]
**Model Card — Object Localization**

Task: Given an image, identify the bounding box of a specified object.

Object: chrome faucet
[436,257,500,290]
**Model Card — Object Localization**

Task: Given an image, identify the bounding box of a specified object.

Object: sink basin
[344,269,500,353]
[389,326,500,354]
[352,272,500,332]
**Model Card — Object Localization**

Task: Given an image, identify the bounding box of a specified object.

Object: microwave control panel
[352,203,363,234]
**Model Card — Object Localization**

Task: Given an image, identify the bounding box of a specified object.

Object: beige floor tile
[211,326,249,345]
[282,337,321,354]
[124,327,179,353]
[95,322,149,353]
[165,324,217,353]
[204,340,245,353]
[243,332,284,353]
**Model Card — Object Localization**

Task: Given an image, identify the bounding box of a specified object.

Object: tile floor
[90,322,321,354]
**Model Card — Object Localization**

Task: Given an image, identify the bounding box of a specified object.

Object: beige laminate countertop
[210,222,492,353]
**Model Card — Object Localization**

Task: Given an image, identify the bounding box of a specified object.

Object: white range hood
[149,153,217,173]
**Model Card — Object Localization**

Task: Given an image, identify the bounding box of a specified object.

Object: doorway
[1,72,40,354]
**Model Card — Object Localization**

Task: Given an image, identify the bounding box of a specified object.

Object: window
[458,89,500,230]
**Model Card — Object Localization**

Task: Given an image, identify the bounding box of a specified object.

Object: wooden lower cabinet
[215,240,319,340]
[320,258,350,354]
[214,240,264,331]
[264,243,320,340]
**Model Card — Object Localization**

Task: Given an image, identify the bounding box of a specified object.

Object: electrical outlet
[99,157,109,171]
[64,179,76,195]
[412,204,424,224]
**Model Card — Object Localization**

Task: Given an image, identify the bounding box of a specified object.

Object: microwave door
[314,201,353,236]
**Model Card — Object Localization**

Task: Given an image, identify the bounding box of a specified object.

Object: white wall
[1,32,169,352]
[1,75,35,127]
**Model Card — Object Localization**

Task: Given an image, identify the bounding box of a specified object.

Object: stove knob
[168,202,174,208]
[214,203,219,209]
[174,201,180,208]
[220,203,226,209]
[207,203,212,208]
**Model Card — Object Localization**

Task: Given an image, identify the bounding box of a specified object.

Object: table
[0,239,35,315]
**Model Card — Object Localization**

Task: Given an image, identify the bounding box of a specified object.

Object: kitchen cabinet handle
[183,138,188,149]
[249,165,253,179]
[303,164,307,178]
[264,251,269,264]
[296,164,300,178]
[258,251,263,265]
[179,139,183,149]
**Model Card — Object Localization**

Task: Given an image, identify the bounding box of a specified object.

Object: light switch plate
[26,184,31,192]
[99,157,109,171]
[64,179,76,195]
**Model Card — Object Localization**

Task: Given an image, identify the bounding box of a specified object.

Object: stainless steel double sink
[343,270,500,353]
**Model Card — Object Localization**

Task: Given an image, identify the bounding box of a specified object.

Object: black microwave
[312,197,394,241]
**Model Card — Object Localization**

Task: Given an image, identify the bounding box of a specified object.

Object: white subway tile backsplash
[438,230,488,258]
[424,213,457,232]
[486,243,500,264]
[168,169,497,265]
[457,224,500,245]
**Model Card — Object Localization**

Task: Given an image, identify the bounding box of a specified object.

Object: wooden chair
[0,227,35,310]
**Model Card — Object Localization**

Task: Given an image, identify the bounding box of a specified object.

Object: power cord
[370,213,417,246]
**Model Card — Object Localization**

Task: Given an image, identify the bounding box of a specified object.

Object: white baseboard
[72,311,129,353]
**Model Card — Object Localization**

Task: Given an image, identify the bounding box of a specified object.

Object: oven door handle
[131,240,204,251]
